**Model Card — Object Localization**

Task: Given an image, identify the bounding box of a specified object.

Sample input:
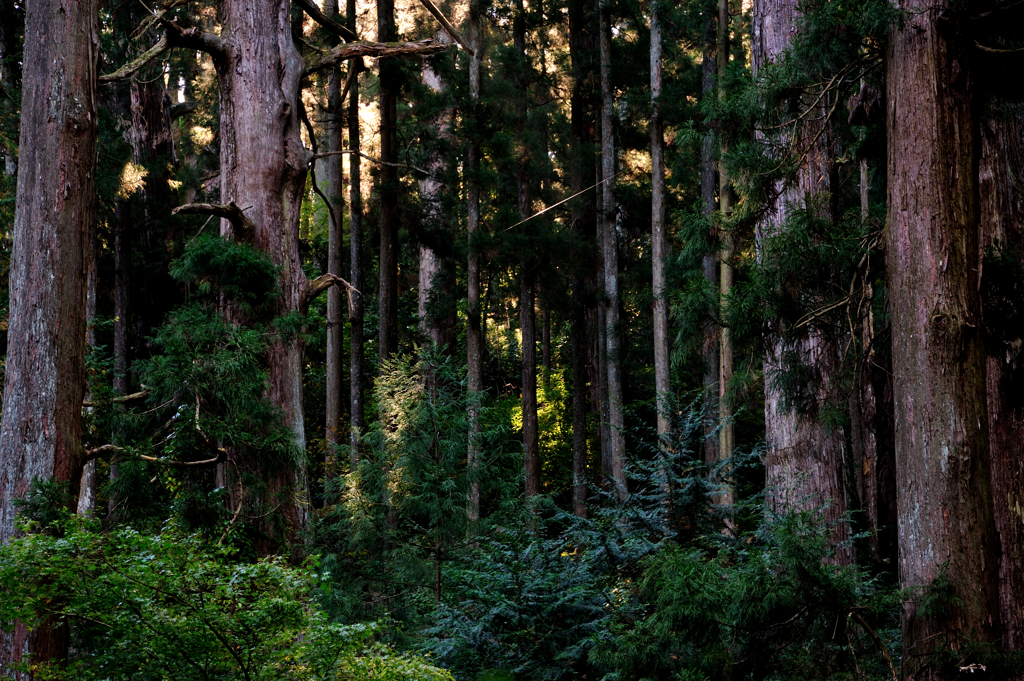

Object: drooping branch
[173,201,255,242]
[83,390,150,408]
[416,0,474,55]
[304,39,447,76]
[293,0,356,41]
[99,36,170,83]
[306,272,357,303]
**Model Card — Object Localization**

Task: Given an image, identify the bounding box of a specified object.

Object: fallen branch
[304,39,447,76]
[417,0,474,55]
[173,201,255,242]
[83,390,150,408]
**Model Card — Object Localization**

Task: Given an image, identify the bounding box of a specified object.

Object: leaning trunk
[0,0,98,672]
[887,4,1002,676]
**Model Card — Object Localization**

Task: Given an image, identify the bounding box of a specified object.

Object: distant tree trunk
[466,1,483,523]
[541,304,551,388]
[378,0,399,361]
[418,31,452,351]
[348,0,364,467]
[978,99,1024,667]
[0,0,21,176]
[79,219,99,517]
[752,0,850,561]
[325,0,345,453]
[650,0,671,452]
[514,0,540,498]
[701,4,718,468]
[599,0,626,499]
[0,0,98,673]
[887,4,1002,676]
[716,0,734,509]
[570,0,596,517]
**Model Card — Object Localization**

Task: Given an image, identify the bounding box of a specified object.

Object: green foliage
[170,233,280,319]
[0,509,451,681]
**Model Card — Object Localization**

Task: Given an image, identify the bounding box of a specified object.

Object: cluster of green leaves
[0,504,451,681]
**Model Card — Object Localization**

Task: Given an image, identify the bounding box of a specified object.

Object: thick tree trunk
[0,0,98,673]
[701,7,719,468]
[378,0,399,361]
[466,1,483,522]
[348,0,364,467]
[215,0,311,553]
[751,0,850,561]
[978,100,1024,666]
[599,0,626,500]
[569,0,596,517]
[650,0,670,451]
[887,5,1002,676]
[325,0,345,453]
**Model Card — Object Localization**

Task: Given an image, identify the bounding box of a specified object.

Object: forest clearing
[0,0,1023,679]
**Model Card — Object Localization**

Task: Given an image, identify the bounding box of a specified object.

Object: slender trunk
[752,0,850,561]
[325,0,345,453]
[979,99,1024,666]
[466,1,483,523]
[701,6,719,468]
[887,4,1002,675]
[0,0,98,672]
[541,305,551,389]
[716,0,734,509]
[0,0,21,176]
[599,0,626,500]
[650,0,670,452]
[348,0,364,467]
[378,0,399,361]
[79,218,98,517]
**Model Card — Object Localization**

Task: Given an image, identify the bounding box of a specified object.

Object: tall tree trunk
[79,218,98,517]
[701,4,719,468]
[0,0,98,673]
[569,0,596,517]
[715,0,734,509]
[0,0,21,176]
[466,1,483,523]
[650,0,670,452]
[378,0,399,361]
[751,0,850,561]
[213,0,312,554]
[348,0,364,467]
[599,0,626,499]
[515,0,540,498]
[978,99,1024,668]
[887,4,1002,676]
[325,0,345,453]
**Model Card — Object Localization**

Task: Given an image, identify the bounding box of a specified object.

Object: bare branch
[83,390,150,408]
[100,36,170,83]
[416,0,474,55]
[170,101,197,119]
[293,0,356,41]
[173,201,255,242]
[160,18,229,60]
[304,39,447,76]
[975,40,1024,54]
[83,444,124,462]
[310,149,431,177]
[307,272,357,302]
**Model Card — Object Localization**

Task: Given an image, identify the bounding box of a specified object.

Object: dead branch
[304,39,447,76]
[974,41,1024,54]
[849,610,898,681]
[417,0,474,55]
[83,444,124,462]
[99,36,170,83]
[173,201,255,242]
[83,390,150,407]
[309,149,431,177]
[293,0,356,41]
[307,272,357,302]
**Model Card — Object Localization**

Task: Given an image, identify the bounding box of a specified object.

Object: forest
[0,0,1022,679]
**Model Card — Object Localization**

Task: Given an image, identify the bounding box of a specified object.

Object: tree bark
[751,0,850,561]
[651,0,671,452]
[325,0,345,454]
[978,99,1024,667]
[599,0,626,500]
[347,0,364,467]
[378,0,399,362]
[701,4,719,469]
[466,1,483,523]
[886,4,1002,676]
[0,0,98,673]
[213,0,312,553]
[716,0,734,510]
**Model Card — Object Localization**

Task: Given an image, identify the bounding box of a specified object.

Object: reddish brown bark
[466,1,483,522]
[325,0,345,452]
[378,0,400,362]
[886,4,1002,677]
[651,0,670,449]
[752,0,850,560]
[978,101,1024,665]
[0,0,99,673]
